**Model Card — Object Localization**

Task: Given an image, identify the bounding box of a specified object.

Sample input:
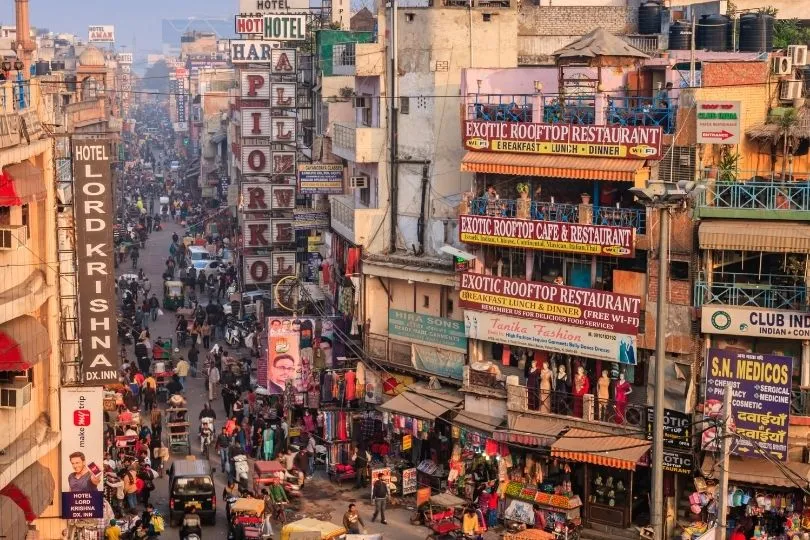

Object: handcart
[166,403,190,455]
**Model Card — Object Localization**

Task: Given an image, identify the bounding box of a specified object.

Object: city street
[118,218,435,539]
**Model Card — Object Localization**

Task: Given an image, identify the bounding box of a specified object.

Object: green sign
[388,309,467,353]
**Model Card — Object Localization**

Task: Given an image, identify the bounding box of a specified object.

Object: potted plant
[516,183,531,219]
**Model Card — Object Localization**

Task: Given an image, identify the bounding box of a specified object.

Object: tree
[142,60,170,93]
[775,108,799,179]
[773,19,810,49]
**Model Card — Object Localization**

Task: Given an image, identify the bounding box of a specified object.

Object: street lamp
[629,179,703,540]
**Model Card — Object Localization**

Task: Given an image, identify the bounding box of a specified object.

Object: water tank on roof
[697,14,729,51]
[35,60,50,76]
[638,1,662,35]
[50,60,65,71]
[669,20,693,50]
[739,12,774,52]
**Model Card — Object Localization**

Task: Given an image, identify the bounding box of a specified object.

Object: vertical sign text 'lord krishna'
[73,140,119,384]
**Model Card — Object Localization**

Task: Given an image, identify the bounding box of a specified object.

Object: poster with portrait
[60,387,104,518]
[266,318,301,394]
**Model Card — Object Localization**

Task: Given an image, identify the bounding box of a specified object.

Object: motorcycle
[232,454,250,491]
[225,319,248,348]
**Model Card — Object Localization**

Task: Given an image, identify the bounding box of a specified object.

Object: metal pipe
[651,204,669,539]
[716,384,733,540]
[388,0,399,253]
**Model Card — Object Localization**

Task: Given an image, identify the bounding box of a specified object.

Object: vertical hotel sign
[73,140,119,384]
[60,387,104,518]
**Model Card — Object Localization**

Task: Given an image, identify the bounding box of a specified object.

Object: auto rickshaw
[279,518,346,540]
[227,497,264,539]
[163,280,184,310]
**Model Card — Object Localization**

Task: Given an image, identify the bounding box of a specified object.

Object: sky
[0,0,235,54]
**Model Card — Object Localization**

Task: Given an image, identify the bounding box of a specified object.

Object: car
[167,459,216,526]
[189,259,224,273]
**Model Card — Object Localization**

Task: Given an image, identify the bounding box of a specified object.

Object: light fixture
[1,60,11,72]
[533,81,543,93]
[13,59,23,71]
[476,79,482,93]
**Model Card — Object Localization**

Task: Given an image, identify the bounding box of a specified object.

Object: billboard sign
[271,185,296,209]
[244,255,273,285]
[701,305,810,340]
[271,219,295,244]
[241,70,271,99]
[88,25,115,43]
[388,309,467,353]
[244,217,273,248]
[241,147,296,176]
[264,14,308,40]
[696,101,741,144]
[703,348,792,460]
[464,310,637,364]
[60,387,104,519]
[459,214,635,258]
[73,141,119,384]
[230,42,297,73]
[463,120,663,160]
[266,318,301,394]
[297,164,345,194]
[241,108,272,138]
[117,52,133,64]
[239,0,311,13]
[242,182,271,212]
[235,15,265,35]
[645,407,692,451]
[458,273,641,335]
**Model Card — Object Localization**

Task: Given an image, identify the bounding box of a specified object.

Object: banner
[412,344,465,380]
[388,309,467,352]
[73,141,119,384]
[60,387,104,519]
[266,318,301,394]
[402,467,417,495]
[459,273,641,335]
[463,120,663,160]
[702,305,810,340]
[464,310,637,364]
[662,450,694,475]
[298,164,344,194]
[459,214,635,258]
[703,348,792,460]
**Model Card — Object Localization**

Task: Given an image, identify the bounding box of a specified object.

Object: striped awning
[460,152,649,183]
[699,220,810,253]
[550,428,650,471]
[493,415,569,447]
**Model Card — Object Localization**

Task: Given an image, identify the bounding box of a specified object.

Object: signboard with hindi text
[463,120,663,160]
[703,348,792,460]
[459,214,635,258]
[701,305,810,340]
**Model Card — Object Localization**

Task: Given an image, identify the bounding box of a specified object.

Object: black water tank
[51,60,65,71]
[669,20,693,50]
[697,14,729,51]
[739,12,774,52]
[34,60,50,76]
[638,1,662,35]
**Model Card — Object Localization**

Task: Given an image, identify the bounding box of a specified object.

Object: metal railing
[607,95,676,134]
[332,122,355,151]
[792,388,810,416]
[463,366,507,391]
[510,384,647,428]
[466,197,646,233]
[330,195,355,233]
[695,272,807,310]
[333,42,356,69]
[696,181,810,212]
[470,96,533,123]
[622,35,661,55]
[543,95,596,125]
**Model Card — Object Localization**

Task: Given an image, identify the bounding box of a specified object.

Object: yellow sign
[490,139,633,158]
[459,290,583,318]
[307,235,323,252]
[460,231,608,254]
[402,434,412,451]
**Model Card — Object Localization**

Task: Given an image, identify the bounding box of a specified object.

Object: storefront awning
[494,416,569,447]
[460,152,649,183]
[0,462,55,521]
[0,162,46,206]
[378,389,462,421]
[453,411,503,434]
[0,315,51,371]
[701,456,810,489]
[699,220,810,253]
[550,428,650,471]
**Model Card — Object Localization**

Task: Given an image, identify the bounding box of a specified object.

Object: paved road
[118,218,436,539]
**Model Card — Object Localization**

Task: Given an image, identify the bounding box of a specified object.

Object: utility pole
[651,203,670,539]
[388,0,399,253]
[689,15,696,87]
[716,384,733,540]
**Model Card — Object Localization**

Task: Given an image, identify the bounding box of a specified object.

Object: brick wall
[701,61,768,88]
[518,5,638,36]
[647,260,691,306]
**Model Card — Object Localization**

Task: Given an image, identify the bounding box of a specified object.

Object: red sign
[235,15,264,35]
[459,215,635,258]
[463,120,663,160]
[458,273,641,335]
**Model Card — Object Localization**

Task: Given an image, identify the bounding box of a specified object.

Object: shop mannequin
[553,364,570,414]
[614,371,632,424]
[527,360,540,410]
[597,370,611,421]
[539,362,553,413]
[572,366,590,418]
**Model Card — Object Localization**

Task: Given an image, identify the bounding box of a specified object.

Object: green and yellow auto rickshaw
[163,280,184,310]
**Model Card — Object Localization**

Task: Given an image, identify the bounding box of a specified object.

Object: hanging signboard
[88,25,115,43]
[271,116,296,143]
[241,71,271,99]
[117,52,133,64]
[229,40,282,64]
[703,348,792,460]
[60,387,104,518]
[459,214,635,258]
[244,217,274,248]
[241,109,272,138]
[271,83,297,108]
[242,146,273,175]
[272,251,297,278]
[388,309,467,353]
[263,14,308,41]
[696,100,741,144]
[73,140,119,384]
[463,120,663,160]
[298,163,345,194]
[458,273,641,335]
[239,0,311,13]
[464,310,637,364]
[271,49,297,73]
[645,407,692,451]
[242,182,270,212]
[271,219,295,244]
[244,255,273,285]
[273,151,297,175]
[662,450,694,475]
[235,15,264,35]
[701,305,810,340]
[271,185,296,210]
[293,209,330,230]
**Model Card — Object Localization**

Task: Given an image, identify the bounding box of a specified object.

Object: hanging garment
[355,363,366,400]
[345,370,356,402]
[322,371,334,402]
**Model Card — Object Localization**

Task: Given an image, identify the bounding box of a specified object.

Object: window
[423,295,430,308]
[0,206,9,226]
[405,13,415,22]
[358,173,371,207]
[400,96,409,115]
[482,13,492,21]
[445,298,454,317]
[360,94,372,127]
[21,204,29,238]
[0,369,32,384]
[670,260,690,280]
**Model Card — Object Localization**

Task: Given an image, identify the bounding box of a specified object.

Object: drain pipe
[388,0,399,253]
[416,162,429,255]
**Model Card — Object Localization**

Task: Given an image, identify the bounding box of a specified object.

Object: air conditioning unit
[350,176,368,189]
[352,96,370,109]
[789,45,808,67]
[0,225,27,250]
[772,55,793,76]
[0,380,32,409]
[780,79,803,101]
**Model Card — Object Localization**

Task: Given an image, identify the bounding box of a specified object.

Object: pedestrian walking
[142,277,151,296]
[148,294,159,321]
[207,363,220,400]
[371,473,389,524]
[343,504,365,535]
[201,320,211,349]
[215,427,230,475]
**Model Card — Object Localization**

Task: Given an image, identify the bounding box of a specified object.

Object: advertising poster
[703,348,793,460]
[266,318,301,394]
[459,215,635,258]
[463,120,663,160]
[401,467,417,495]
[388,309,467,352]
[298,164,345,194]
[459,273,641,335]
[73,140,119,384]
[60,387,104,519]
[702,305,810,340]
[412,345,465,381]
[464,310,637,364]
[504,499,535,525]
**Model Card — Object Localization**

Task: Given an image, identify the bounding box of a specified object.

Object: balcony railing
[509,384,647,428]
[695,272,807,311]
[622,35,661,55]
[330,195,355,234]
[606,95,676,134]
[469,96,532,123]
[792,388,810,417]
[332,122,355,151]
[696,181,810,218]
[543,95,596,125]
[466,198,646,233]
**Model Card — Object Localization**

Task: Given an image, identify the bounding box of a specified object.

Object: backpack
[151,515,165,533]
